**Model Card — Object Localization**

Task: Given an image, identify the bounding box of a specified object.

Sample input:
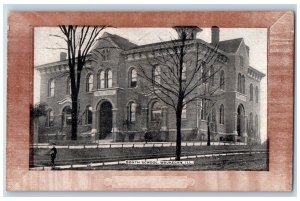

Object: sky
[34,27,267,141]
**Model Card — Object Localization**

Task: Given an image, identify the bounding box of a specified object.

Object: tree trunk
[175,110,182,161]
[207,120,211,146]
[71,95,78,140]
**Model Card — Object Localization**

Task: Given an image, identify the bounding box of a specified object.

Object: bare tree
[59,25,106,140]
[137,26,228,160]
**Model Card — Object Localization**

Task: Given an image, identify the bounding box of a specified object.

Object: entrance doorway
[98,101,113,139]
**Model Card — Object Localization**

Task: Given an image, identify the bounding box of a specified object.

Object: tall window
[85,105,92,124]
[152,66,161,85]
[62,106,72,126]
[129,68,137,88]
[46,109,54,127]
[238,73,241,92]
[127,102,137,122]
[237,73,245,94]
[250,83,253,101]
[97,70,105,89]
[86,74,93,92]
[220,70,225,90]
[209,66,214,86]
[182,100,187,119]
[200,99,206,120]
[106,69,112,88]
[182,63,187,82]
[240,55,244,67]
[255,115,258,135]
[241,75,245,93]
[151,101,161,121]
[48,79,55,97]
[102,49,110,61]
[255,86,259,103]
[249,113,253,133]
[219,104,224,124]
[211,108,216,122]
[66,76,71,95]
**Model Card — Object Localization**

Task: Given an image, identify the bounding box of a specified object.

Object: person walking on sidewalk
[50,143,57,168]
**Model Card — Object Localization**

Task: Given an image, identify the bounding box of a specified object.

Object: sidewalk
[31,141,247,149]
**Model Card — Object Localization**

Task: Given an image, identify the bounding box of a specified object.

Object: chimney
[173,26,202,40]
[211,26,220,44]
[60,52,67,61]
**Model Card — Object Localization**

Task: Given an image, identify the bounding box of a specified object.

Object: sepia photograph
[6,10,294,192]
[31,26,268,171]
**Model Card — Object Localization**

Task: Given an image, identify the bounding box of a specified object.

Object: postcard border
[6,11,294,191]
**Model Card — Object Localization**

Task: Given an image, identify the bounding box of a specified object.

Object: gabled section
[217,38,243,53]
[92,32,138,51]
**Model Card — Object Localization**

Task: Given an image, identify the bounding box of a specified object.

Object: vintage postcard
[32,27,268,171]
[6,11,294,191]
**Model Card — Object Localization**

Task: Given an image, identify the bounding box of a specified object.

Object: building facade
[35,28,265,143]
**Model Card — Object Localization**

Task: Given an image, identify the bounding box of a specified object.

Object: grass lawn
[31,144,268,170]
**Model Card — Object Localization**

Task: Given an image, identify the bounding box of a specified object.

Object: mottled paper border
[6,11,294,191]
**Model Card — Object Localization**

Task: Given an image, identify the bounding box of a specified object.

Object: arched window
[182,100,187,119]
[255,86,259,103]
[255,115,259,136]
[66,76,71,95]
[127,102,137,122]
[151,101,161,121]
[152,66,161,85]
[220,70,225,90]
[219,104,224,124]
[249,113,253,133]
[209,66,214,86]
[62,106,72,126]
[182,63,187,82]
[239,55,244,67]
[106,69,112,88]
[85,105,92,125]
[48,79,55,97]
[237,73,241,93]
[250,83,253,101]
[86,74,93,92]
[46,109,54,127]
[129,68,137,88]
[97,70,105,89]
[201,65,207,83]
[241,75,245,94]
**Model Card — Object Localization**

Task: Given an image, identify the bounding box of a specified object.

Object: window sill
[128,86,138,89]
[94,87,114,91]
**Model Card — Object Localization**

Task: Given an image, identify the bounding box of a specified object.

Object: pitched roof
[100,32,138,50]
[216,38,243,53]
